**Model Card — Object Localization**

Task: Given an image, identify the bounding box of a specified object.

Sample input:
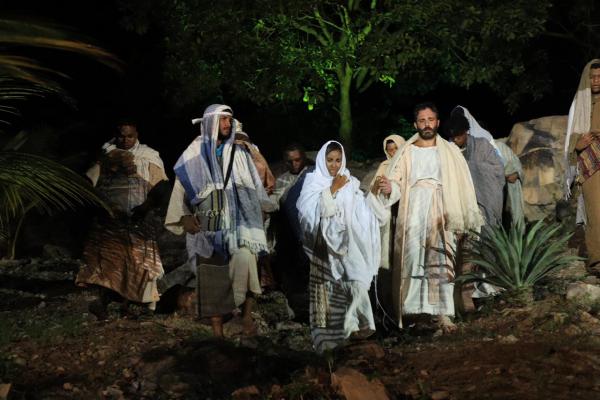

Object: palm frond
[0,151,111,227]
[0,18,122,128]
[0,19,121,71]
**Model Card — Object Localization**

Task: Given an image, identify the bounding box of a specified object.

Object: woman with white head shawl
[369,134,406,270]
[297,141,382,353]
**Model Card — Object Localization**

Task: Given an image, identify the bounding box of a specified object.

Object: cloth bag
[194,145,236,231]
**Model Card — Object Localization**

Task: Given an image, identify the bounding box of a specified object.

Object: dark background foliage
[2,0,599,166]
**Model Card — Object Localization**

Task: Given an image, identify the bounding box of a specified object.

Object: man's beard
[217,131,230,141]
[417,127,437,140]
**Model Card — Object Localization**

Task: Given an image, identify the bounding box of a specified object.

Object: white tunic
[402,146,455,316]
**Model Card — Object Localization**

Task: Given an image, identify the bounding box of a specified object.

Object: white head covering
[455,105,504,163]
[297,140,380,287]
[383,134,406,159]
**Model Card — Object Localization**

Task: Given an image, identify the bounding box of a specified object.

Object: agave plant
[457,220,582,296]
[0,18,120,258]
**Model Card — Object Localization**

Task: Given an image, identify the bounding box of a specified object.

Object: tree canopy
[121,0,552,150]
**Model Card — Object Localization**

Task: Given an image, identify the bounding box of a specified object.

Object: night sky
[2,0,593,172]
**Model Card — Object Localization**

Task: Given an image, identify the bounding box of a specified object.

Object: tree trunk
[338,67,353,155]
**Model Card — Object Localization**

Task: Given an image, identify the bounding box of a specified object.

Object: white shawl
[102,139,165,183]
[456,105,504,163]
[297,141,381,287]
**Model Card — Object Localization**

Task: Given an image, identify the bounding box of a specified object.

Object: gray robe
[462,136,505,226]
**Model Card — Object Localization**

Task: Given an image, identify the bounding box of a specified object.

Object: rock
[42,244,72,259]
[566,282,600,302]
[564,325,582,336]
[346,341,385,359]
[0,383,11,400]
[431,390,451,400]
[556,260,587,279]
[12,357,26,367]
[256,291,295,325]
[231,385,260,399]
[506,116,568,221]
[498,334,519,344]
[331,367,389,400]
[63,382,73,391]
[551,312,568,325]
[102,385,125,399]
[579,311,600,324]
[275,321,304,331]
[158,374,191,398]
[138,355,177,381]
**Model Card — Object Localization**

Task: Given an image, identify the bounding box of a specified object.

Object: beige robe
[374,134,482,326]
[369,134,406,270]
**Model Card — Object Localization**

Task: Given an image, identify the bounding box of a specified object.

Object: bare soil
[2,260,600,399]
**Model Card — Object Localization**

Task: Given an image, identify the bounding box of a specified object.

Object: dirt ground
[2,258,600,399]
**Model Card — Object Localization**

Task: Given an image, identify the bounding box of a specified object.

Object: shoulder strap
[224,144,236,187]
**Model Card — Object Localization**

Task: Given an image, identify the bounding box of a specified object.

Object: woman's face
[386,142,398,158]
[326,149,343,177]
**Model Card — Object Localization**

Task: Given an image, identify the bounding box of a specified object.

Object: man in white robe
[374,103,483,332]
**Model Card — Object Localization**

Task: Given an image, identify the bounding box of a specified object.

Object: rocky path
[2,256,600,399]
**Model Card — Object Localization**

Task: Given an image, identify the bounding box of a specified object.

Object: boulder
[331,367,389,400]
[566,282,600,302]
[505,115,568,221]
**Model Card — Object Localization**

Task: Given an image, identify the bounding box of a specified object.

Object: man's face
[286,150,306,174]
[591,68,600,94]
[414,108,439,140]
[450,131,468,149]
[116,124,138,150]
[218,115,232,138]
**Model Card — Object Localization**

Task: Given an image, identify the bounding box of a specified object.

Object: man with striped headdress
[165,104,274,337]
[565,60,600,275]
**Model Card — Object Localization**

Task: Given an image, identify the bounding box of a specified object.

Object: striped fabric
[578,140,600,182]
[309,234,375,353]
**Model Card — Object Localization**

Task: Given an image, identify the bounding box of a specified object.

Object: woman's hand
[330,174,348,196]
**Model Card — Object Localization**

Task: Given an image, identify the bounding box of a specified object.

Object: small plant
[457,220,583,304]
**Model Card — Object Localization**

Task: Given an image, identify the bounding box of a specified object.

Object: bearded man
[165,104,274,337]
[373,102,483,333]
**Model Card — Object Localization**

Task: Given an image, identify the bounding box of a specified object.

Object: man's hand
[576,132,594,152]
[506,173,519,184]
[330,175,348,196]
[378,176,392,195]
[181,215,201,234]
[371,176,382,195]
